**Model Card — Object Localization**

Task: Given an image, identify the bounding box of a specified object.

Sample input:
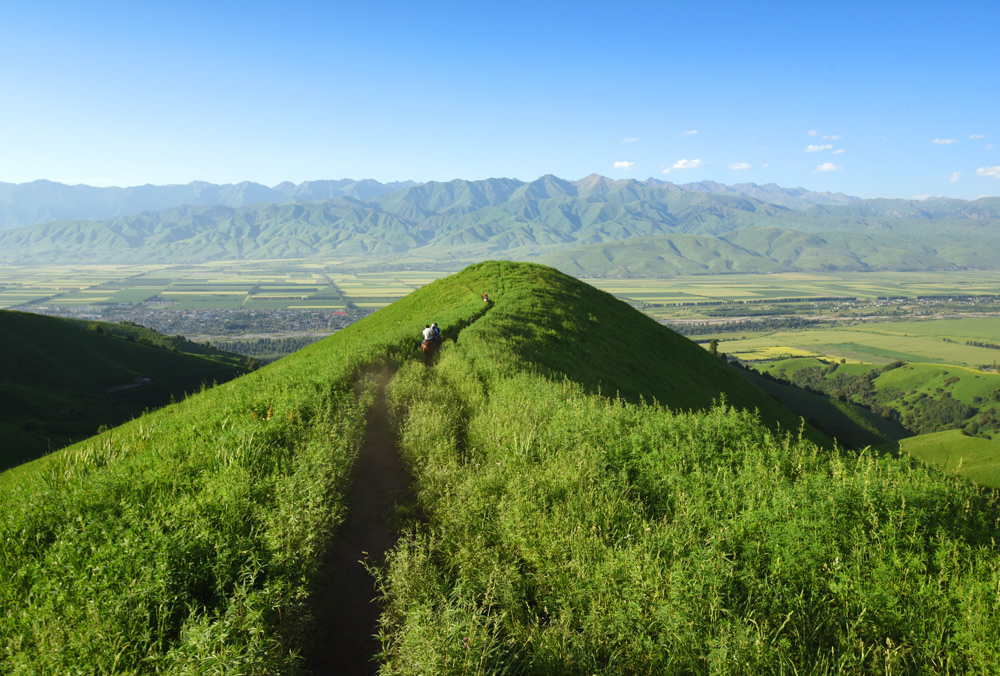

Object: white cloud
[951,171,961,183]
[823,135,843,141]
[970,134,985,139]
[620,137,639,144]
[806,144,833,152]
[988,144,996,150]
[932,138,957,144]
[816,162,841,172]
[807,130,819,136]
[673,158,704,169]
[762,163,770,168]
[729,162,752,170]
[662,158,706,173]
[613,160,635,170]
[833,149,846,154]
[679,130,698,136]
[977,166,1000,178]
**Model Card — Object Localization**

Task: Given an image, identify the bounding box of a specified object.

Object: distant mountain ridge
[1,175,997,275]
[644,177,860,209]
[0,175,857,231]
[0,178,419,231]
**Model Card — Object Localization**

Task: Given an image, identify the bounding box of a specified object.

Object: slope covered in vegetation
[761,357,1000,439]
[3,262,1000,674]
[0,310,252,469]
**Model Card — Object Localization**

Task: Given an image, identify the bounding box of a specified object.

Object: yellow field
[727,346,820,360]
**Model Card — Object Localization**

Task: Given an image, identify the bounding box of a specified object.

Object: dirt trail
[306,307,494,674]
[307,373,410,676]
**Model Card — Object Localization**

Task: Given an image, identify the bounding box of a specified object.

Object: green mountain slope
[0,310,251,468]
[0,176,857,231]
[4,262,1000,673]
[1,176,997,273]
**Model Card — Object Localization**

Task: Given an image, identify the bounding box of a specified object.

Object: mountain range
[1,175,997,275]
[0,178,419,231]
[0,176,859,232]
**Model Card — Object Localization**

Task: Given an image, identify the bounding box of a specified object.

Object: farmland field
[0,261,456,313]
[582,270,1000,319]
[2,263,999,367]
[717,322,1000,367]
[4,263,1000,314]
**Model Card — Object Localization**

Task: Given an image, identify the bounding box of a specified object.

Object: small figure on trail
[431,322,441,344]
[421,323,438,360]
[483,292,490,303]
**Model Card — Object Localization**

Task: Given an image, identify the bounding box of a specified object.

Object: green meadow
[886,430,1000,488]
[4,262,1000,673]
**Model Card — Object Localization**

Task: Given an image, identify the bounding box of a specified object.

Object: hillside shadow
[306,370,413,676]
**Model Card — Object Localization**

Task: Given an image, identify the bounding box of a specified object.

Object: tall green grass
[8,261,996,673]
[0,264,489,672]
[381,340,1000,674]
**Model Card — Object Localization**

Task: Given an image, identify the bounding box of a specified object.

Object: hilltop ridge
[4,262,999,673]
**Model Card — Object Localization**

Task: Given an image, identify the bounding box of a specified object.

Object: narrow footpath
[306,303,495,674]
[307,373,410,676]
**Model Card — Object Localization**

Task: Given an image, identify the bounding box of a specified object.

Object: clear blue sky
[1,0,997,199]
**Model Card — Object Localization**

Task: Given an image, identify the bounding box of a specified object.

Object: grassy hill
[882,429,1000,488]
[0,310,252,468]
[733,362,909,448]
[4,262,1000,674]
[760,357,1000,439]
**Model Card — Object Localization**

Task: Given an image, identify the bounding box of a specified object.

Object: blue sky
[1,0,997,199]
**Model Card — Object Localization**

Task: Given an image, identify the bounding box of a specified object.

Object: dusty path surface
[307,374,410,676]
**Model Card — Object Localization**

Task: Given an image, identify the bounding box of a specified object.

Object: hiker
[483,292,490,303]
[422,324,434,347]
[431,322,441,344]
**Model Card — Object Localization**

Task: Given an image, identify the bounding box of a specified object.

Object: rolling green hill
[733,362,909,448]
[0,310,252,468]
[4,262,1000,674]
[761,357,1000,439]
[882,429,1000,488]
